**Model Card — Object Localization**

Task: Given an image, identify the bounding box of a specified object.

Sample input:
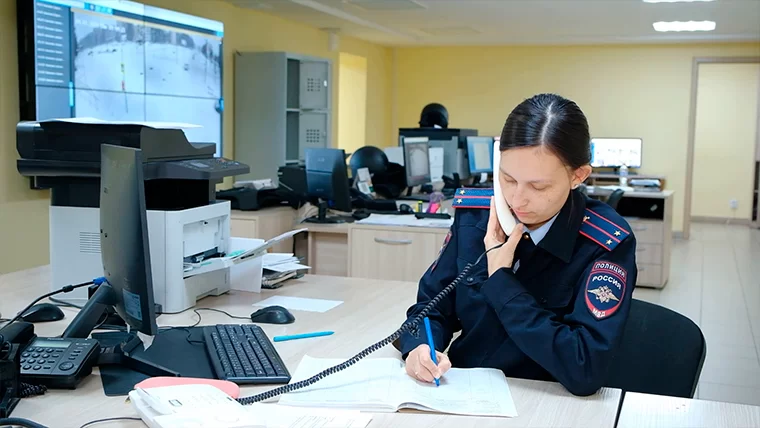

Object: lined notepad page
[278,356,517,418]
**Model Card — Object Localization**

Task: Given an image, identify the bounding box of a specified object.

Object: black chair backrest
[606,188,625,210]
[605,299,706,398]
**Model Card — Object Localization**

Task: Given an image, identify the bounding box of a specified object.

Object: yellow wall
[338,53,368,155]
[393,42,760,233]
[0,0,393,273]
[692,63,760,220]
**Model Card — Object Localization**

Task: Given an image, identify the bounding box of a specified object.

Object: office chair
[605,299,706,398]
[605,188,625,210]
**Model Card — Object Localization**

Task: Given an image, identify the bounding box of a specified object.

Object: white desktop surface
[2,265,622,428]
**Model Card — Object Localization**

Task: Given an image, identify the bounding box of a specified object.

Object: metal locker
[299,61,329,110]
[298,112,328,160]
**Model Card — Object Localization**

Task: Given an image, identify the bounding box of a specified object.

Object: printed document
[278,355,517,418]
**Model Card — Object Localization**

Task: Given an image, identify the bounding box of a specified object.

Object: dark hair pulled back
[499,93,591,170]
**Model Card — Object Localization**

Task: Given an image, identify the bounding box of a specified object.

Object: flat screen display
[590,138,642,168]
[19,0,224,155]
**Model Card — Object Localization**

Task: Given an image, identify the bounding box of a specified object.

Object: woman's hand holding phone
[485,197,523,277]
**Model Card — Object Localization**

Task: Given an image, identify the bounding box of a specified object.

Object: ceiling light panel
[643,0,714,3]
[653,20,716,31]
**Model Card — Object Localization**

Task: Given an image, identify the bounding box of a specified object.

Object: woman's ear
[572,165,593,188]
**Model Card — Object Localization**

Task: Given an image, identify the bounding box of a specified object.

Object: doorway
[684,58,760,238]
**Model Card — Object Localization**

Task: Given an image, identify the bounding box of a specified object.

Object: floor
[633,222,760,406]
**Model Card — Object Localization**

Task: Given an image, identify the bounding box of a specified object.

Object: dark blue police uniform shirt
[397,187,638,396]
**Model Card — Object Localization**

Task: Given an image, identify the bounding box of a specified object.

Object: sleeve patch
[584,261,626,320]
[431,230,452,272]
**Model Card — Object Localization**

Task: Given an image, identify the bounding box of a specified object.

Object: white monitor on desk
[591,138,642,168]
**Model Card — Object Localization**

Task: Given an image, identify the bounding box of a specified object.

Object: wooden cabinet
[230,207,298,254]
[587,188,674,289]
[348,228,448,282]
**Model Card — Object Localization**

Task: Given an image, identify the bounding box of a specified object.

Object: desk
[3,265,622,428]
[587,188,674,288]
[617,392,760,428]
[230,205,451,283]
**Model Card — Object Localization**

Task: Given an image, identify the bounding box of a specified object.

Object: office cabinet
[234,51,332,184]
[348,228,448,282]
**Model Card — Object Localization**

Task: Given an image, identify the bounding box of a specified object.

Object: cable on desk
[49,296,83,309]
[79,417,141,428]
[0,418,49,428]
[160,308,250,346]
[235,244,502,405]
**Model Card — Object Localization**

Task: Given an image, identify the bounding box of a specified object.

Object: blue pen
[273,331,334,342]
[423,317,440,386]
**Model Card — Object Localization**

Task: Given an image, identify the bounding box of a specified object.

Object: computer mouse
[21,303,65,323]
[399,203,414,214]
[352,209,371,220]
[250,305,295,325]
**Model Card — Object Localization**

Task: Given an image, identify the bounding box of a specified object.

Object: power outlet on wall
[730,199,739,210]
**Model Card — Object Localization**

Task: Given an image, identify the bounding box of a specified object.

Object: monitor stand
[61,282,178,378]
[304,200,346,224]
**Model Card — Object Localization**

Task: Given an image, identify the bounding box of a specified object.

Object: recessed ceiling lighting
[653,20,716,32]
[643,0,714,3]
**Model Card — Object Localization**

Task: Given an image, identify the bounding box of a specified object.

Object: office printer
[16,120,250,313]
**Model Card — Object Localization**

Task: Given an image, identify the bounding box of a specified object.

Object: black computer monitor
[402,136,431,187]
[61,144,174,377]
[304,148,352,224]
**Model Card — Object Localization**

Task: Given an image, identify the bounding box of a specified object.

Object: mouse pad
[92,327,215,396]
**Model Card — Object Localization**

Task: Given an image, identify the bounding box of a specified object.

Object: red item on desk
[134,377,240,398]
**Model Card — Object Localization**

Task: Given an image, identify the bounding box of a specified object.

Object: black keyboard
[203,324,291,384]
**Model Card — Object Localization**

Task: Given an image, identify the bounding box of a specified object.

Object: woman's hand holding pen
[405,344,451,384]
[485,197,523,277]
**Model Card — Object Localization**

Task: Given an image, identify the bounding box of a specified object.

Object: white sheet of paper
[246,404,372,428]
[265,262,311,273]
[356,214,453,228]
[280,356,518,418]
[254,296,343,313]
[428,146,444,183]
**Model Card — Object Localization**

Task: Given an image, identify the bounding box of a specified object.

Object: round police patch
[584,261,626,320]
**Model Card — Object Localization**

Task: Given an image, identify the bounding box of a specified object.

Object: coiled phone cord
[236,244,502,405]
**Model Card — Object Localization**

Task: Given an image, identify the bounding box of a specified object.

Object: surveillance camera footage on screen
[27,0,224,156]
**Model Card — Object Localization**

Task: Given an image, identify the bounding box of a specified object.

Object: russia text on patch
[585,262,626,320]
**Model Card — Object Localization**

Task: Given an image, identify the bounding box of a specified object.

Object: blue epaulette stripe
[579,223,617,251]
[452,196,490,209]
[585,220,621,243]
[454,187,494,198]
[586,209,630,236]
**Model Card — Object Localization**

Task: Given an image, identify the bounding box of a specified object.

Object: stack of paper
[278,355,518,418]
[263,253,310,273]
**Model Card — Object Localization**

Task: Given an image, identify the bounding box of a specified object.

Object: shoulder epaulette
[452,187,493,209]
[579,208,631,251]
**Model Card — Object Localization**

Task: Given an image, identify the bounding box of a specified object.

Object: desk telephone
[1,322,100,390]
[234,140,519,405]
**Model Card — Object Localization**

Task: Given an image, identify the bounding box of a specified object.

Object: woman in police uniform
[398,93,637,396]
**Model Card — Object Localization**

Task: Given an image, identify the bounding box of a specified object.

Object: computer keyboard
[203,324,291,384]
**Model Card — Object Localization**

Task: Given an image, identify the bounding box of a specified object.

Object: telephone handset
[492,140,518,234]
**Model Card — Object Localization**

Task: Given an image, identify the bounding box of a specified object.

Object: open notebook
[278,355,518,418]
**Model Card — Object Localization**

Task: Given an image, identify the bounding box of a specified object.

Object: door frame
[683,56,760,239]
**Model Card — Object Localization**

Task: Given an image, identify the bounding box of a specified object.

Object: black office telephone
[1,322,100,390]
[18,337,100,389]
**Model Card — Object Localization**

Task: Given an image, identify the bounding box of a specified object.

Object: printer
[16,120,250,313]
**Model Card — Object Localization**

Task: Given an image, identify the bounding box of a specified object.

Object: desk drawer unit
[349,228,448,282]
[626,219,668,288]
